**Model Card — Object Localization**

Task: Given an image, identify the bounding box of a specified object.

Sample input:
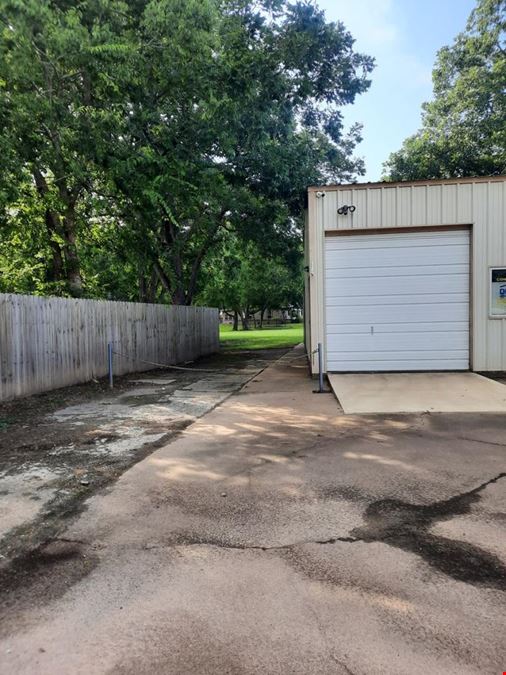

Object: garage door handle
[370,326,374,335]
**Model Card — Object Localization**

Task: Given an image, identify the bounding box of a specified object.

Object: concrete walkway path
[1,347,506,674]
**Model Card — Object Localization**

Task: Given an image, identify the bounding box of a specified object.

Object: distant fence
[0,294,219,401]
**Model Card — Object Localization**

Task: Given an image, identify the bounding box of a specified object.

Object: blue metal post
[318,342,324,393]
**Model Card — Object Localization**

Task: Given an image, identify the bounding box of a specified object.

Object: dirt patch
[0,349,286,566]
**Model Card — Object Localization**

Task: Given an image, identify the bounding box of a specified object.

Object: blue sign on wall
[490,268,506,316]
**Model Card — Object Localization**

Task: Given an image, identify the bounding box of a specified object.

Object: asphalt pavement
[1,347,505,674]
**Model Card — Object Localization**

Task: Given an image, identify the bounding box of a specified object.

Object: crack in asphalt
[456,436,506,448]
[136,473,506,592]
[304,597,356,674]
[45,534,362,554]
[328,655,356,675]
[140,535,361,552]
[54,537,89,546]
[27,474,506,594]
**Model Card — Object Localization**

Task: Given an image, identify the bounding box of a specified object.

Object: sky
[317,0,476,181]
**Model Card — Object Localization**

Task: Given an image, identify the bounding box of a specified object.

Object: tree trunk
[260,307,265,328]
[139,267,160,303]
[32,168,65,285]
[153,260,172,301]
[171,286,187,305]
[147,267,159,303]
[170,251,187,305]
[139,273,147,302]
[240,310,250,331]
[233,311,239,331]
[160,213,226,307]
[61,206,83,297]
[44,212,65,284]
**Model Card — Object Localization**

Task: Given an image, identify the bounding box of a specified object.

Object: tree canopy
[0,0,373,303]
[384,0,506,181]
[198,231,302,329]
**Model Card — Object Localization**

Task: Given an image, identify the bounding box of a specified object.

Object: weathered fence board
[0,294,219,401]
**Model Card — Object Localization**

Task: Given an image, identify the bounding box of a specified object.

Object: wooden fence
[0,294,219,401]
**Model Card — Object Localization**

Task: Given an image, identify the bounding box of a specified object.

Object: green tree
[0,0,137,295]
[384,0,506,180]
[198,234,302,330]
[0,0,373,303]
[101,0,374,304]
[243,252,301,328]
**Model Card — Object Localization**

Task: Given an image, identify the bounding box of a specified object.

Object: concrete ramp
[328,372,506,414]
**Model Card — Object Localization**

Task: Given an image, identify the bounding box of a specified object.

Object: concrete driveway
[1,348,505,674]
[328,371,506,414]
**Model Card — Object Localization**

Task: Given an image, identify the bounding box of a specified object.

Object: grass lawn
[220,323,304,350]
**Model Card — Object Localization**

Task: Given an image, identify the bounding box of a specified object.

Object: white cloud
[321,0,432,88]
[319,0,436,180]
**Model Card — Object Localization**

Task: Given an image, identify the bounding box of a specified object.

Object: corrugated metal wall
[306,177,506,372]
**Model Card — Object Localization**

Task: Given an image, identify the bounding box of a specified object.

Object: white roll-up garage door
[325,229,470,371]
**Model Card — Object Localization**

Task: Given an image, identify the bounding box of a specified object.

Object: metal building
[304,176,506,375]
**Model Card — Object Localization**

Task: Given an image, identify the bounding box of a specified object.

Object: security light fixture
[337,205,356,215]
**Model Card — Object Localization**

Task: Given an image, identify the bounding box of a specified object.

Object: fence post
[108,342,113,389]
